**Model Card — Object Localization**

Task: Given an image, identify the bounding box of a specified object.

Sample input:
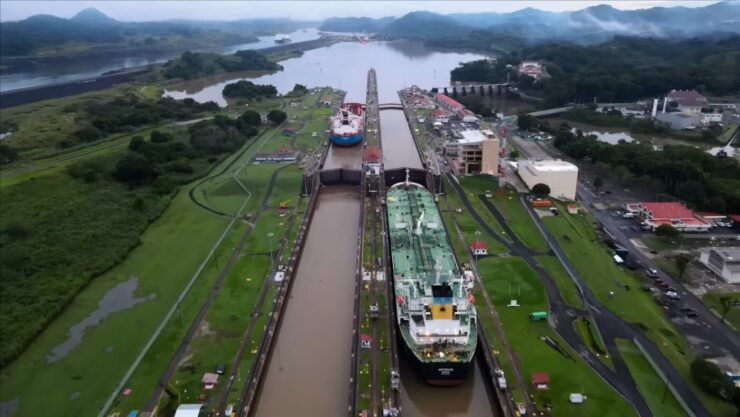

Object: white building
[517,159,578,200]
[667,89,707,114]
[700,248,740,284]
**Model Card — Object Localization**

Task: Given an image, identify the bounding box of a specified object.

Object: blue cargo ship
[330,102,365,146]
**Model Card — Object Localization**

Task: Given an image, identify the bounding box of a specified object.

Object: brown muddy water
[400,357,497,417]
[254,186,360,417]
[380,109,423,170]
[323,143,363,171]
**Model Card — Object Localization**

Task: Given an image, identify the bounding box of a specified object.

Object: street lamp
[474,230,481,270]
[267,232,274,275]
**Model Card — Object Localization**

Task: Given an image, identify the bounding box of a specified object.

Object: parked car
[686,311,699,318]
[647,268,659,276]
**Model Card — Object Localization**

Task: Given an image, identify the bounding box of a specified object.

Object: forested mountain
[320,1,740,44]
[450,35,740,105]
[0,8,256,58]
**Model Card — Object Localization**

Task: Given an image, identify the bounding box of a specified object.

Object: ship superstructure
[386,178,477,384]
[329,102,365,146]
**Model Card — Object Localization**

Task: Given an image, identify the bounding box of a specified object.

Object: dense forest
[163,50,281,80]
[222,80,278,100]
[451,35,740,105]
[547,123,740,213]
[0,111,264,364]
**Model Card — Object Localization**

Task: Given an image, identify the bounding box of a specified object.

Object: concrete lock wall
[320,168,362,185]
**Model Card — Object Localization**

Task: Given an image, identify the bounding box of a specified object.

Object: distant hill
[0,8,256,58]
[319,1,740,44]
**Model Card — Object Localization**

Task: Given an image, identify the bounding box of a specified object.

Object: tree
[267,109,287,124]
[655,224,680,239]
[691,357,735,400]
[674,254,692,280]
[593,176,604,190]
[0,144,19,165]
[240,110,262,127]
[128,136,145,151]
[150,130,173,143]
[113,153,160,187]
[517,113,536,131]
[719,296,738,325]
[532,183,550,197]
[509,149,520,159]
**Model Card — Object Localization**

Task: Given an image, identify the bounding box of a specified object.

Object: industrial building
[700,248,740,283]
[444,130,500,176]
[625,202,712,232]
[667,89,707,114]
[517,159,578,201]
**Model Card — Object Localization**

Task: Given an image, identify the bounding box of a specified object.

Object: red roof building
[435,93,464,112]
[432,108,451,119]
[532,372,550,390]
[634,202,711,232]
[667,89,707,114]
[470,240,489,256]
[364,146,382,163]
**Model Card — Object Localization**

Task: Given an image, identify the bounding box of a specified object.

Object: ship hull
[399,337,473,385]
[330,133,363,146]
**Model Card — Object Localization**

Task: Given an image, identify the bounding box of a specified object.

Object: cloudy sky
[0,1,719,22]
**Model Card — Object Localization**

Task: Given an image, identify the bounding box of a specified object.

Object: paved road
[577,183,740,360]
[445,174,653,417]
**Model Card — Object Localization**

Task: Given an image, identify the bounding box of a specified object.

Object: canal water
[164,40,486,105]
[379,109,424,170]
[400,358,496,417]
[0,28,321,92]
[254,186,360,417]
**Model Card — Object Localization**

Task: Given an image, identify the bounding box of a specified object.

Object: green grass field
[478,257,637,417]
[616,339,688,417]
[542,204,736,417]
[534,256,584,309]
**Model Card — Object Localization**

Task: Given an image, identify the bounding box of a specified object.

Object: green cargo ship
[386,178,477,385]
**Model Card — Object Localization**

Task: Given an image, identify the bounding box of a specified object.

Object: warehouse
[517,159,578,200]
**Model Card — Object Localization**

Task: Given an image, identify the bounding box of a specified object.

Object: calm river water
[0,28,321,92]
[164,40,487,104]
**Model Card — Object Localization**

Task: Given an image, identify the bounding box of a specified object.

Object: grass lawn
[702,292,740,330]
[490,188,550,253]
[535,256,584,309]
[478,257,637,417]
[616,339,688,417]
[543,204,737,417]
[573,317,613,369]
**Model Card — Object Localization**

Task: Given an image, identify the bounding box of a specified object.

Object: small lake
[573,128,636,145]
[164,40,488,104]
[0,28,321,92]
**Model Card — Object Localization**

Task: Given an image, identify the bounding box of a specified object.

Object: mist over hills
[321,1,740,43]
[2,2,739,58]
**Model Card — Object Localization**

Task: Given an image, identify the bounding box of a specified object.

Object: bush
[150,130,173,143]
[267,109,287,124]
[0,144,19,164]
[239,110,262,127]
[129,136,145,151]
[67,160,104,183]
[113,153,160,187]
[73,126,104,143]
[532,183,550,197]
[691,357,735,400]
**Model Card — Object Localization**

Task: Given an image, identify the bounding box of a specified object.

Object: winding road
[445,173,655,417]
